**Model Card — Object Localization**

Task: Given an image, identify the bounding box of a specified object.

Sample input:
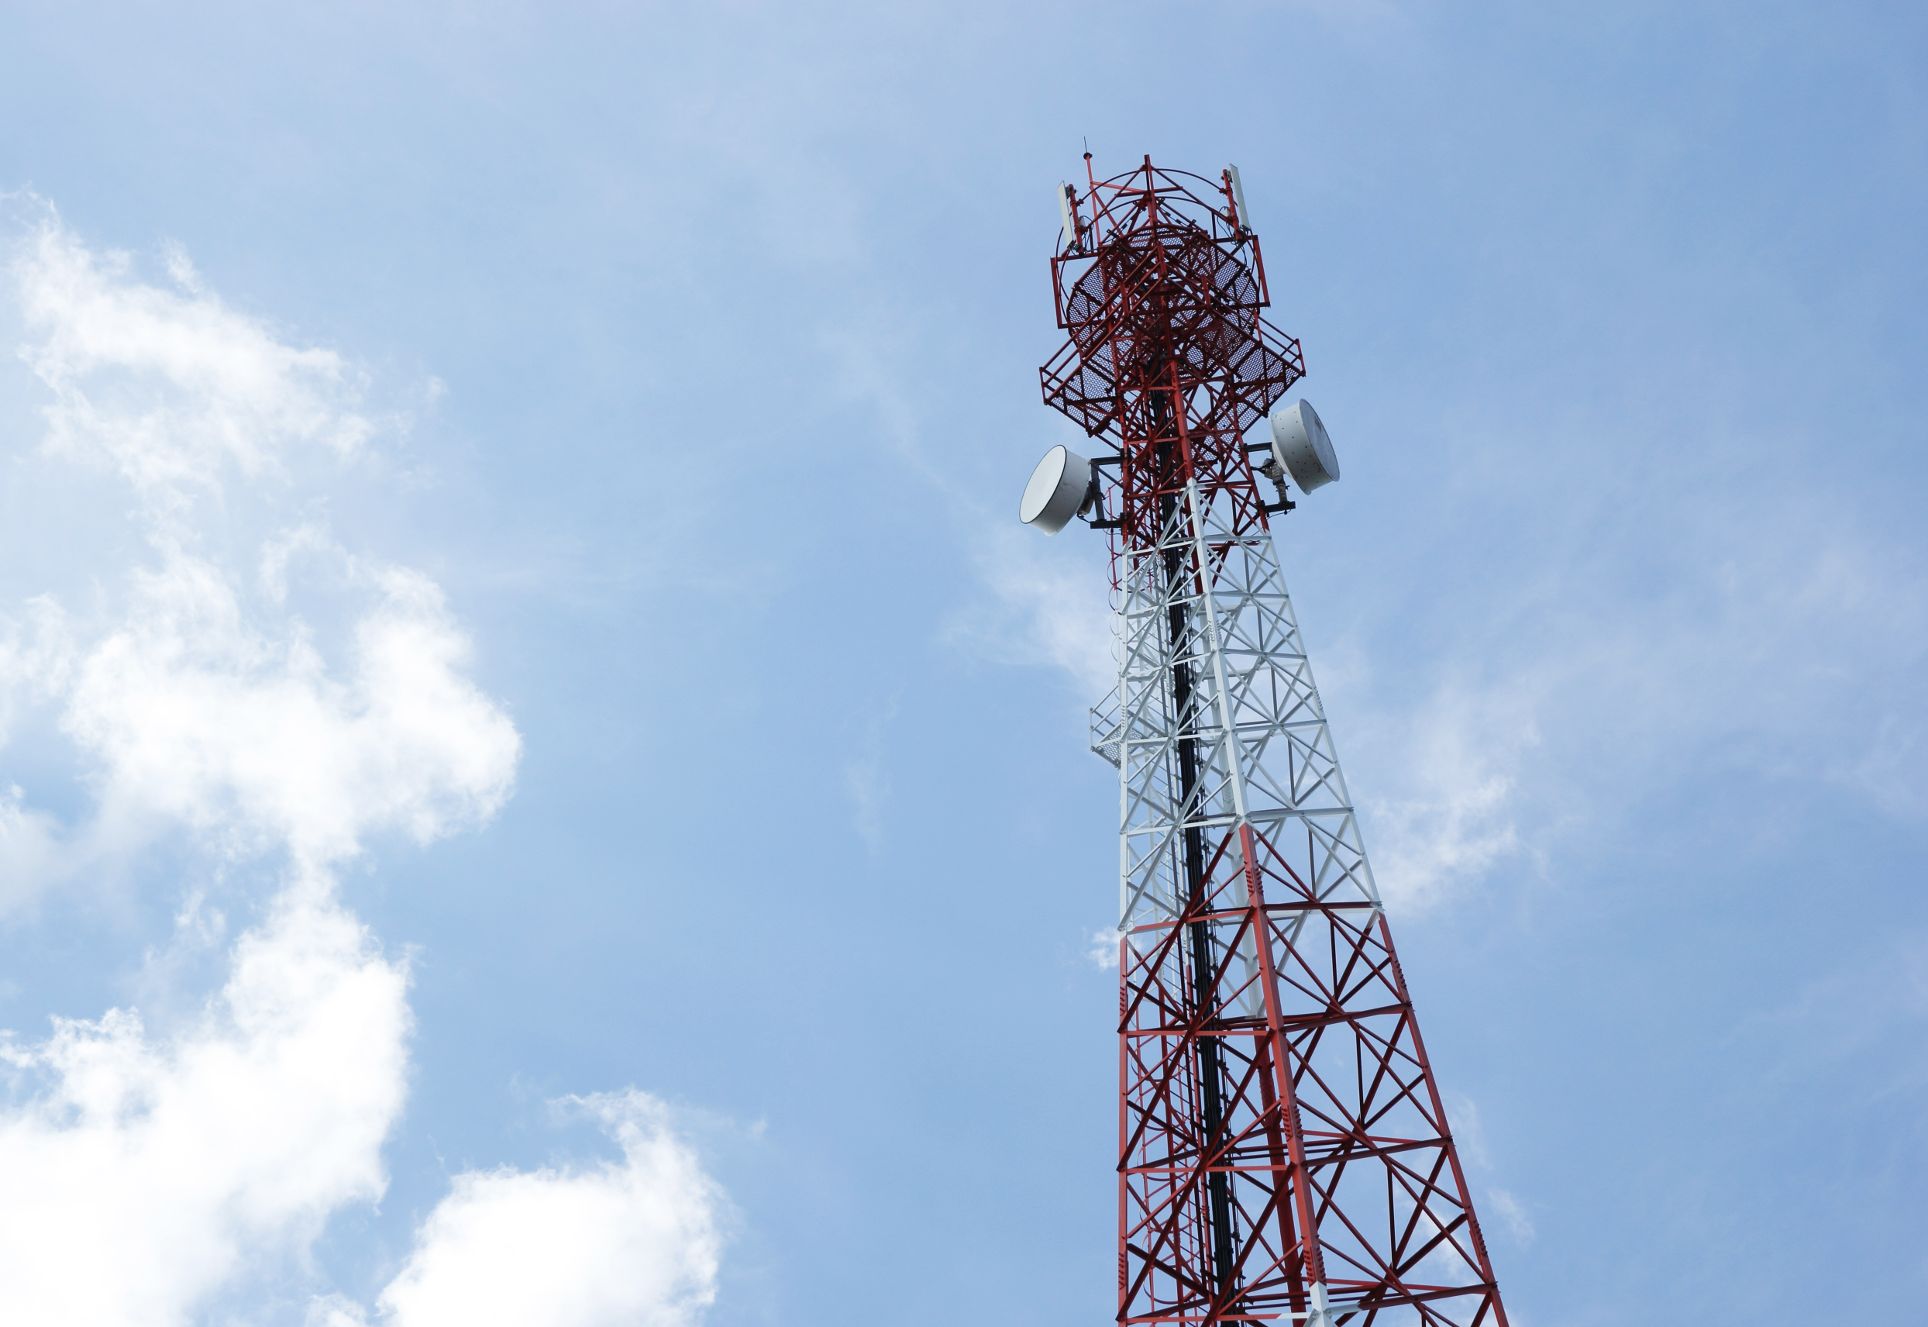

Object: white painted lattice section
[1107,481,1382,931]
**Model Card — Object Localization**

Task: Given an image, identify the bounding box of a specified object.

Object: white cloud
[11,211,373,507]
[1343,675,1539,914]
[61,543,520,872]
[1391,500,1922,907]
[0,880,410,1325]
[0,594,73,744]
[0,213,522,893]
[1740,932,1928,1089]
[843,695,900,855]
[0,205,732,1327]
[1830,712,1928,821]
[818,317,1117,702]
[1485,1187,1535,1247]
[0,784,69,905]
[359,1092,724,1327]
[845,751,887,854]
[1438,1092,1535,1250]
[0,212,653,1327]
[944,524,1116,699]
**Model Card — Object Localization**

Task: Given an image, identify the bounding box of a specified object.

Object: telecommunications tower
[1019,157,1510,1327]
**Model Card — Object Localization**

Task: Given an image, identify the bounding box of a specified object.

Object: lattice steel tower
[1019,157,1510,1327]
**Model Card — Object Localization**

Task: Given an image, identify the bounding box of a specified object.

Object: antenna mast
[1024,159,1511,1327]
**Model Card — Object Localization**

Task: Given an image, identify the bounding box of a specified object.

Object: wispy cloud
[844,695,900,855]
[818,319,1117,701]
[1738,932,1928,1090]
[13,208,374,510]
[1440,1092,1535,1252]
[944,525,1116,699]
[1484,1187,1536,1247]
[1342,673,1539,914]
[1315,455,1928,916]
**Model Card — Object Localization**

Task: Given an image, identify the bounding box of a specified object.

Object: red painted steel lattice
[1039,158,1509,1327]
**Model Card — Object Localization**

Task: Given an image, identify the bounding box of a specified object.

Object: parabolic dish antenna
[1020,444,1096,533]
[1269,399,1340,493]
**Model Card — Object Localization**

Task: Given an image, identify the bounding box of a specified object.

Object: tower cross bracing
[1038,157,1510,1327]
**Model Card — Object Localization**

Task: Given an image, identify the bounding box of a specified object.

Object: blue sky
[0,3,1924,1324]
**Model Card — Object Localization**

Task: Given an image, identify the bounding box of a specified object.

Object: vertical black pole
[1151,386,1239,1310]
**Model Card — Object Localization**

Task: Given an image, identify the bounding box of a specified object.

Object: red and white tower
[1021,157,1510,1327]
